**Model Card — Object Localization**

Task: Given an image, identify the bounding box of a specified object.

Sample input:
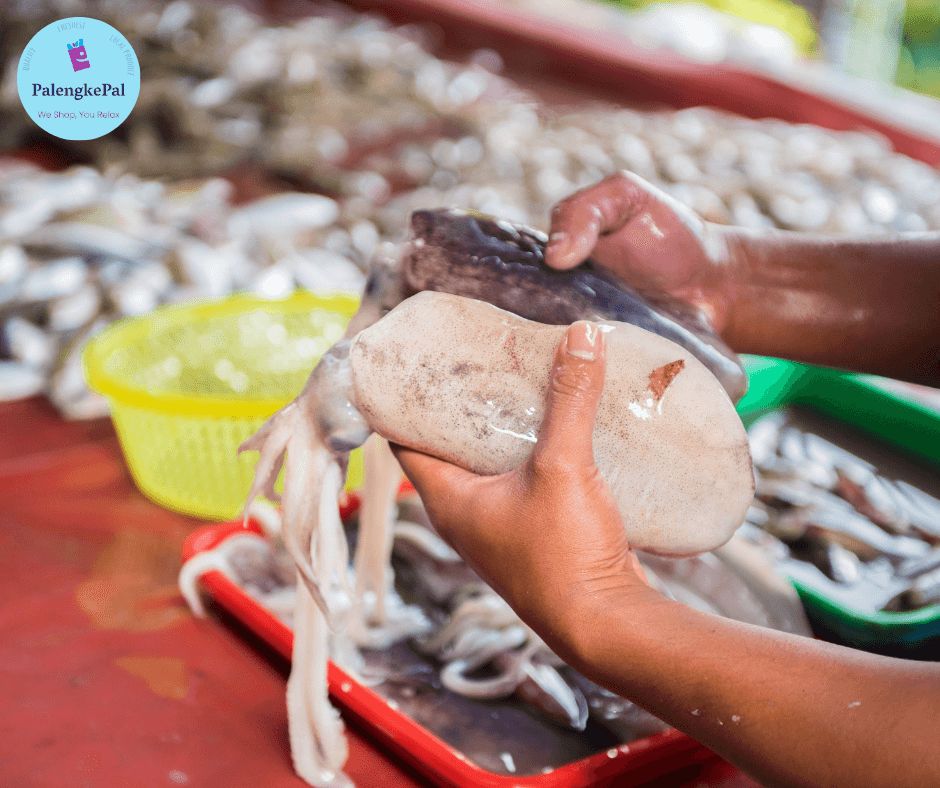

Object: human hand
[545,171,737,332]
[390,321,649,660]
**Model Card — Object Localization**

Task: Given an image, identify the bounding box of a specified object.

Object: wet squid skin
[401,208,747,403]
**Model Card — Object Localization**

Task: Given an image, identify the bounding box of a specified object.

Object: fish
[897,548,940,580]
[894,482,940,543]
[786,504,928,563]
[894,565,940,610]
[833,468,912,537]
[0,360,44,400]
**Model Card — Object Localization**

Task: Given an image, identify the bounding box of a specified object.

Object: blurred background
[2,0,940,420]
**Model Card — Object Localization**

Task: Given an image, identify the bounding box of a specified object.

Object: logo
[67,38,90,72]
[17,17,140,141]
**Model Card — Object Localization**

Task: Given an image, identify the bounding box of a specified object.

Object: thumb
[388,443,483,544]
[533,321,607,471]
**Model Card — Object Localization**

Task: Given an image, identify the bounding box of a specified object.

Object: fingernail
[546,232,573,264]
[567,321,600,361]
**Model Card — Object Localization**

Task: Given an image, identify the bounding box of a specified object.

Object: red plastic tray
[181,498,713,788]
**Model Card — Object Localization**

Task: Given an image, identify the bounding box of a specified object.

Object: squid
[240,209,754,787]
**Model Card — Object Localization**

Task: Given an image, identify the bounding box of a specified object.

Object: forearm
[721,229,940,386]
[558,586,940,788]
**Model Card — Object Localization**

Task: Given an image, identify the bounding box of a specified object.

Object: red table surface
[0,397,762,788]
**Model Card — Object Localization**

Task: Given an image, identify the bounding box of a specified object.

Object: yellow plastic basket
[83,291,362,521]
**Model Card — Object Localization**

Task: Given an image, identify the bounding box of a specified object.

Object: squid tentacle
[177,533,270,617]
[353,434,399,622]
[280,418,334,620]
[439,626,530,698]
[286,458,354,788]
[311,461,351,771]
[512,658,589,730]
[289,584,352,788]
[239,402,297,519]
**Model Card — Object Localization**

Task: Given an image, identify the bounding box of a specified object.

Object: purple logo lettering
[67,39,89,72]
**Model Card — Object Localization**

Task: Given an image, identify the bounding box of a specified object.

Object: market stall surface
[0,396,762,788]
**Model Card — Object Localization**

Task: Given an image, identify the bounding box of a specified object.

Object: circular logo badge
[17,17,140,141]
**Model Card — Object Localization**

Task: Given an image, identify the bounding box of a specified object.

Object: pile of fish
[373,104,940,235]
[0,0,492,185]
[747,411,940,614]
[0,161,367,413]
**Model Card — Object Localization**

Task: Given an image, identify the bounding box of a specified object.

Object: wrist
[556,580,668,676]
[710,225,755,348]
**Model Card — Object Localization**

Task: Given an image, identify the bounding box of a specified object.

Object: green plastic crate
[737,356,940,656]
